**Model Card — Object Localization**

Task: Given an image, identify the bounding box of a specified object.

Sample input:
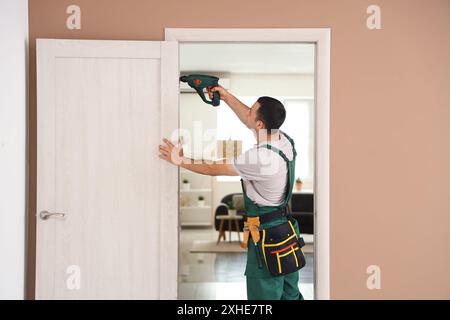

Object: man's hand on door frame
[158,138,239,177]
[159,138,184,165]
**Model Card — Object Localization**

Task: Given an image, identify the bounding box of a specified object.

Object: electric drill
[179,74,221,106]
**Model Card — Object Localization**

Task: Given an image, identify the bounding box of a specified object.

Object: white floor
[179,282,314,300]
[179,227,314,300]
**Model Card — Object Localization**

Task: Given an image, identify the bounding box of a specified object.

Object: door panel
[36,39,178,299]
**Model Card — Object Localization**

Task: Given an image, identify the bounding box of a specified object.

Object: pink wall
[27,0,450,299]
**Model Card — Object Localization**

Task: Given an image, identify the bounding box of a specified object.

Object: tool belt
[241,206,306,276]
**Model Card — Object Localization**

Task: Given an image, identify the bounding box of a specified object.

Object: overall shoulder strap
[259,131,296,161]
[258,144,289,162]
[279,130,297,158]
[258,132,297,208]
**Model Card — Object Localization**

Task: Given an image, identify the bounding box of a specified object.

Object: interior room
[177,43,316,299]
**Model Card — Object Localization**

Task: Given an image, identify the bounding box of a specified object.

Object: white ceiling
[180,43,315,75]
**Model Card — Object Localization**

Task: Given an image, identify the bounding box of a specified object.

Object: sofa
[290,193,314,234]
[214,192,314,234]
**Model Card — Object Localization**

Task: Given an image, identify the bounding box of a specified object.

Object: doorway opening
[177,42,316,299]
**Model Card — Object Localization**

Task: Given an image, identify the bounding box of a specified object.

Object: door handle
[39,210,66,220]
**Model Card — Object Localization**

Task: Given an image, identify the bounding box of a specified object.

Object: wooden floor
[179,227,314,300]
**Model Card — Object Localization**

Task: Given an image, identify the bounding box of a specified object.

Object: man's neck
[257,131,281,145]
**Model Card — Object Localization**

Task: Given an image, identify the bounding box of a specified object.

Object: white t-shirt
[232,133,294,206]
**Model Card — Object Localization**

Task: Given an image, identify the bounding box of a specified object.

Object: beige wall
[28,0,450,299]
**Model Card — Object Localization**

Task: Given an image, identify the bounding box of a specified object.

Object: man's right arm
[209,86,251,128]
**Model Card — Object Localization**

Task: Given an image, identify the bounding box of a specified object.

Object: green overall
[241,131,304,300]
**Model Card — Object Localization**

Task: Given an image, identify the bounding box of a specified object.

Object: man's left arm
[158,138,239,177]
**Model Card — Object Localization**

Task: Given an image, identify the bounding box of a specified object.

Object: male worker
[158,86,304,300]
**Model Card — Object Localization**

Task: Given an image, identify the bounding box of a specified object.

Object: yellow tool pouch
[241,217,261,249]
[260,218,306,276]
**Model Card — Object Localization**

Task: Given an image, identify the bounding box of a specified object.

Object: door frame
[165,28,331,300]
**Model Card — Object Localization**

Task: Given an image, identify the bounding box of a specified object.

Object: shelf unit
[180,168,214,227]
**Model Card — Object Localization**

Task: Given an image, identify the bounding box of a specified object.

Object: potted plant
[227,201,237,216]
[295,177,303,191]
[182,179,190,191]
[198,195,205,207]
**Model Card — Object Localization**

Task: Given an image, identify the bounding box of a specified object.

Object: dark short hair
[256,96,286,134]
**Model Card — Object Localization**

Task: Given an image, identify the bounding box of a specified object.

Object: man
[159,86,304,300]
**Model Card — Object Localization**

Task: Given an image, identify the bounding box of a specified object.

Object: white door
[36,39,179,299]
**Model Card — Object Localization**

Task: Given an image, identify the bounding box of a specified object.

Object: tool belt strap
[259,206,291,224]
[240,217,260,249]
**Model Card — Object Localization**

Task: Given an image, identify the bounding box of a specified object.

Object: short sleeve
[232,147,280,181]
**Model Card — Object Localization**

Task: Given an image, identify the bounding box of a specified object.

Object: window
[217,96,314,184]
[282,99,315,185]
[216,96,257,152]
[216,97,256,181]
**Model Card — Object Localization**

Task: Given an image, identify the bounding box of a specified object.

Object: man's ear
[256,120,265,130]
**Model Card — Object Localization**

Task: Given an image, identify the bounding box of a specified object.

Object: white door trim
[165,28,331,300]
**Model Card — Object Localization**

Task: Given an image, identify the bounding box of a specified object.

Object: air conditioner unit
[179,77,230,92]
